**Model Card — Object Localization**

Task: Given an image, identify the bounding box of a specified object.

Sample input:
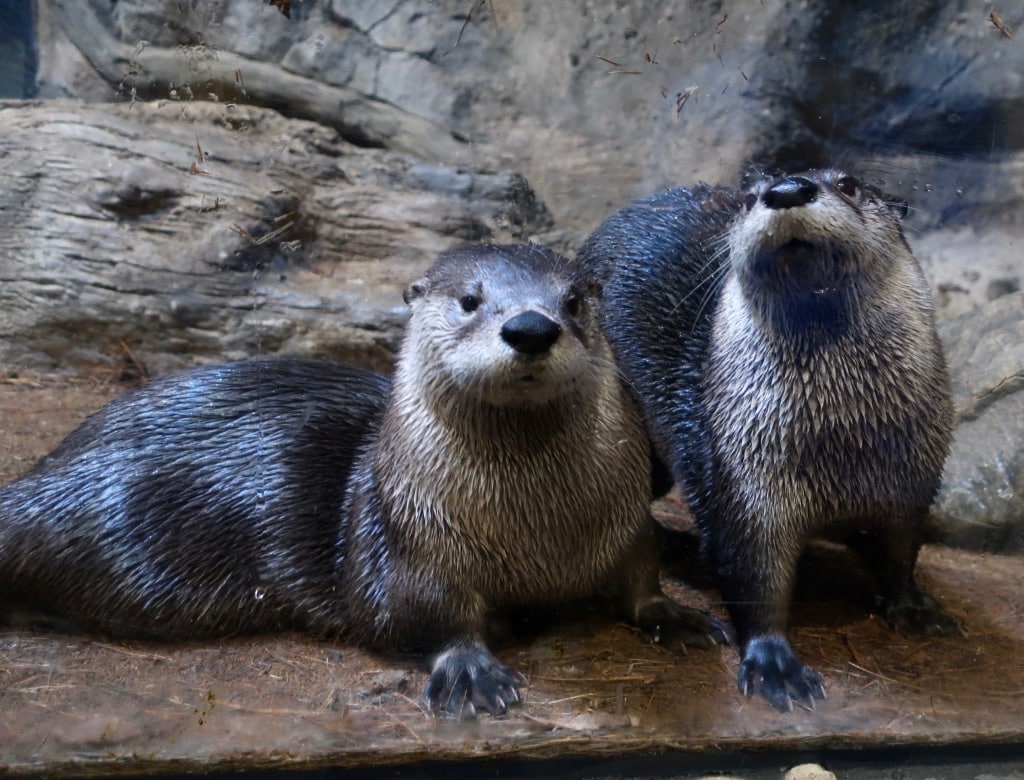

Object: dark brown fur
[0,243,726,719]
[578,170,960,711]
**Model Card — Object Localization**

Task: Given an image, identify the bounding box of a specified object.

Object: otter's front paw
[739,634,826,712]
[884,589,964,637]
[424,639,522,719]
[635,595,732,649]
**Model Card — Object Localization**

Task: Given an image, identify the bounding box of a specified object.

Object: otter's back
[0,358,390,639]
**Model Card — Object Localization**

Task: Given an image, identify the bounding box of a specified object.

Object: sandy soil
[0,377,1022,777]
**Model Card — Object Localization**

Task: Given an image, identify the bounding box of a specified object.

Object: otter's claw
[739,634,826,712]
[425,639,523,719]
[636,595,733,649]
[884,589,964,637]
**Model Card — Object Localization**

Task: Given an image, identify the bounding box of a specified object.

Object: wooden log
[0,99,553,374]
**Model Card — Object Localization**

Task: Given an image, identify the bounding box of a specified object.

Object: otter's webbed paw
[424,638,522,719]
[883,589,964,637]
[739,635,826,712]
[635,595,732,649]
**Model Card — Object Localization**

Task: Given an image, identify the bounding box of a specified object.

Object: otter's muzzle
[501,311,562,356]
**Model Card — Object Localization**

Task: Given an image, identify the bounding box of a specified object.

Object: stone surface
[784,765,837,780]
[933,292,1024,552]
[27,0,1024,311]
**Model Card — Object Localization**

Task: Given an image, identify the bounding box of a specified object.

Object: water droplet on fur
[254,586,266,601]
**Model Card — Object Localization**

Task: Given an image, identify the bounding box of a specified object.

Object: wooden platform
[1,380,1022,777]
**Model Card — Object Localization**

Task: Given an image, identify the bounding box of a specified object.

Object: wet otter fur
[0,243,726,718]
[0,359,389,637]
[577,169,960,711]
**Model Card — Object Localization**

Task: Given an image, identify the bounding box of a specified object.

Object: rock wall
[935,293,1024,551]
[28,1,1024,306]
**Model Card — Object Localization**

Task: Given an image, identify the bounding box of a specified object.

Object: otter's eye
[460,295,480,313]
[564,293,583,317]
[835,176,859,197]
[744,192,757,211]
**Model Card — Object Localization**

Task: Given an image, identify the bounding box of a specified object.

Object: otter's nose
[762,176,819,210]
[501,311,562,355]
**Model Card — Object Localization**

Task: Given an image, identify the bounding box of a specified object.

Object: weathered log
[0,99,553,374]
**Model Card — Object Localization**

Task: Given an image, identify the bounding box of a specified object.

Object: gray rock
[914,225,1022,319]
[32,1,1024,257]
[933,293,1024,551]
[38,0,469,162]
[783,765,837,780]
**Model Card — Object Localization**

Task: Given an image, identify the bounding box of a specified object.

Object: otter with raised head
[0,243,726,718]
[578,170,960,711]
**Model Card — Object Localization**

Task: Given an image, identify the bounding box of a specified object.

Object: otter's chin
[480,375,575,408]
[752,239,847,298]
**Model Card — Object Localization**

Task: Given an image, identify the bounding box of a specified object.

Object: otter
[577,170,960,711]
[0,243,726,718]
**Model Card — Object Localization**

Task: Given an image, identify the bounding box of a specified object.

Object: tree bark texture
[0,100,553,374]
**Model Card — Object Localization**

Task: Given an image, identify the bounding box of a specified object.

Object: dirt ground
[0,377,1022,777]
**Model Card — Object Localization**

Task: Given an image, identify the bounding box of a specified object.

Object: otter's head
[400,244,604,408]
[728,169,911,332]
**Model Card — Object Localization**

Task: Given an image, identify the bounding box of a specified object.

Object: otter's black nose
[762,176,819,210]
[501,311,562,355]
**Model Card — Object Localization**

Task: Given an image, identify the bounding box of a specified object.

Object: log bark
[0,99,553,374]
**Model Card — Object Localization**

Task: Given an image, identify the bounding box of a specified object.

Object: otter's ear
[403,279,428,305]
